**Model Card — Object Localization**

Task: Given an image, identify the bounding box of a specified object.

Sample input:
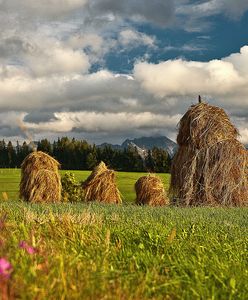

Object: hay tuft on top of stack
[170,102,248,207]
[135,174,169,206]
[177,103,238,149]
[82,161,122,204]
[20,151,61,203]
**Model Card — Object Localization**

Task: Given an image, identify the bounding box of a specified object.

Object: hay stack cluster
[82,161,122,204]
[20,151,61,203]
[135,174,169,206]
[170,102,248,206]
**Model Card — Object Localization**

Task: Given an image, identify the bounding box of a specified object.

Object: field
[0,169,170,203]
[0,169,247,299]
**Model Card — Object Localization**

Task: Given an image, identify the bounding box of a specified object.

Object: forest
[0,137,171,173]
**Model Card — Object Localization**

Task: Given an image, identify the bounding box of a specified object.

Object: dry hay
[82,161,122,204]
[135,174,169,206]
[20,151,61,203]
[177,103,238,149]
[170,102,248,207]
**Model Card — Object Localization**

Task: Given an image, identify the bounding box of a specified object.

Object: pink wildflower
[0,258,12,279]
[19,241,37,254]
[26,246,36,254]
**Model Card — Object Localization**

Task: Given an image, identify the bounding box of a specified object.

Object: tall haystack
[82,161,122,204]
[20,151,61,203]
[170,102,248,206]
[177,103,238,148]
[135,174,169,206]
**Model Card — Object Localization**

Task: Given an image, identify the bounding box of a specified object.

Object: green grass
[0,169,170,203]
[0,169,247,299]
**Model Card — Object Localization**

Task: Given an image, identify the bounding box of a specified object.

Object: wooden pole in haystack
[82,161,122,204]
[170,99,248,206]
[135,174,169,206]
[19,151,61,203]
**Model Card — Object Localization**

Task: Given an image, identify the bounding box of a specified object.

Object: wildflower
[19,241,37,254]
[0,258,12,279]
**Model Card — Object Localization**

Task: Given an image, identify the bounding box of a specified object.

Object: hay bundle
[177,103,238,149]
[170,102,248,206]
[135,174,169,206]
[82,161,122,204]
[20,151,61,203]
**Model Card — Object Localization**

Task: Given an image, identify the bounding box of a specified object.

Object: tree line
[0,137,171,173]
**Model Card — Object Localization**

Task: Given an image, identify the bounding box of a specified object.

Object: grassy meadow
[0,168,170,203]
[0,169,247,299]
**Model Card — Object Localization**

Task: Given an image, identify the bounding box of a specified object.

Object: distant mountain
[98,136,178,157]
[97,142,122,150]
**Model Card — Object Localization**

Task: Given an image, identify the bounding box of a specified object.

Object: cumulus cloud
[0,69,167,114]
[0,0,248,144]
[0,35,90,76]
[1,45,248,144]
[133,45,248,143]
[134,59,245,98]
[134,45,248,98]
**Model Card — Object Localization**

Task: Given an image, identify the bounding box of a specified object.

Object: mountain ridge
[98,136,178,157]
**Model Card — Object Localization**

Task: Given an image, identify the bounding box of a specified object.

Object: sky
[0,0,248,145]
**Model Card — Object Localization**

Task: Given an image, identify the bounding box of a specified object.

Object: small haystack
[170,102,248,206]
[20,151,61,203]
[82,161,122,204]
[135,174,169,206]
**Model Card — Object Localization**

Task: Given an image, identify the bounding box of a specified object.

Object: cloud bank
[0,0,248,144]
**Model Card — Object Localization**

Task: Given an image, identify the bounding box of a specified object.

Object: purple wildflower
[19,241,37,254]
[0,258,12,279]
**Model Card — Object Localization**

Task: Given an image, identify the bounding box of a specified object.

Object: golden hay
[26,169,61,203]
[20,151,61,203]
[177,103,238,149]
[82,161,122,204]
[170,103,248,207]
[135,174,169,206]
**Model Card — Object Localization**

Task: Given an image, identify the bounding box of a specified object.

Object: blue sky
[0,0,248,144]
[105,11,248,73]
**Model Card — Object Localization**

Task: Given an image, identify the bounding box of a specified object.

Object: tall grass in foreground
[0,202,247,299]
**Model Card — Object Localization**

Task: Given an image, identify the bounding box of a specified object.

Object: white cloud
[0,0,248,144]
[1,46,248,144]
[225,45,248,76]
[66,33,117,64]
[1,0,89,18]
[133,45,248,143]
[87,0,175,27]
[68,33,104,52]
[239,128,248,144]
[0,33,90,76]
[176,0,248,32]
[119,29,156,48]
[0,112,27,129]
[26,45,90,77]
[23,111,181,133]
[134,46,248,98]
